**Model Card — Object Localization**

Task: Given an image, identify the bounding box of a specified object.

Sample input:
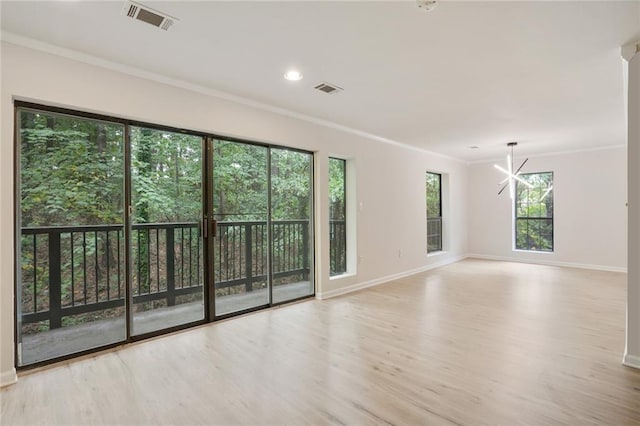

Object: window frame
[328,157,347,276]
[514,171,554,252]
[426,171,443,253]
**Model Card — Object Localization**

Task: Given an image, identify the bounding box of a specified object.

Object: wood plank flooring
[2,259,640,425]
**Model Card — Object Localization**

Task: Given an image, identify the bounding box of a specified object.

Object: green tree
[515,172,553,251]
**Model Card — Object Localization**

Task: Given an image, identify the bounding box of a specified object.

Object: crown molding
[469,144,627,165]
[0,31,466,165]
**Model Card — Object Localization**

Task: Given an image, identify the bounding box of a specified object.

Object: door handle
[211,219,218,238]
[201,218,218,238]
[200,218,207,239]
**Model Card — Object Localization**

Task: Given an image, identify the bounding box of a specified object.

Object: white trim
[469,144,627,165]
[427,250,447,258]
[0,31,465,165]
[0,368,17,388]
[316,254,467,300]
[467,254,627,273]
[623,353,640,370]
[512,249,555,255]
[329,272,356,281]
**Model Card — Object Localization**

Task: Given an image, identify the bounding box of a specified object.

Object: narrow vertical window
[426,172,442,253]
[329,158,347,275]
[515,172,554,251]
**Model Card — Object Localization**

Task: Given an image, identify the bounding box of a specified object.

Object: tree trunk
[137,128,153,293]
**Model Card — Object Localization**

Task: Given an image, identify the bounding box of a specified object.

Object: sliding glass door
[212,139,269,316]
[211,141,314,317]
[271,148,314,303]
[130,127,205,335]
[16,103,315,366]
[16,108,126,365]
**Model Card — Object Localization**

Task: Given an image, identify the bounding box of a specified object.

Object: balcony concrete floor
[19,281,313,365]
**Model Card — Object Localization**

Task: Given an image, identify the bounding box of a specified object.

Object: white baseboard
[316,254,467,300]
[0,368,17,388]
[466,254,627,273]
[623,353,640,370]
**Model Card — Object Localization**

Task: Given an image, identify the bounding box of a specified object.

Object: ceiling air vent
[122,1,177,31]
[314,82,343,95]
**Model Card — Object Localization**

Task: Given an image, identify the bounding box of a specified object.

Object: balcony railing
[427,217,442,252]
[20,220,318,330]
[329,220,346,275]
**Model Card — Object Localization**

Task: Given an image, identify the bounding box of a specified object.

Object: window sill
[427,250,447,258]
[329,272,356,281]
[512,249,554,254]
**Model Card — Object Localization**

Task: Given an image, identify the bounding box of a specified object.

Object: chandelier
[494,142,533,198]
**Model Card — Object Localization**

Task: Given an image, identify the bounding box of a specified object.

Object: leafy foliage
[20,111,124,227]
[213,140,268,220]
[271,148,312,220]
[426,172,441,218]
[329,158,346,221]
[131,127,202,223]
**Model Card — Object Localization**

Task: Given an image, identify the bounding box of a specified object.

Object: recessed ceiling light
[468,146,480,149]
[284,70,303,81]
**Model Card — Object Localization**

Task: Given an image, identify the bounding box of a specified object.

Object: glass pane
[130,127,204,335]
[426,172,442,252]
[17,108,126,365]
[426,172,441,218]
[515,172,553,252]
[329,158,346,276]
[427,218,442,252]
[515,219,528,250]
[271,148,314,303]
[213,140,269,316]
[516,183,529,218]
[539,219,554,251]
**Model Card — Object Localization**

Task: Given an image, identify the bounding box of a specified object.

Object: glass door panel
[212,140,269,316]
[17,108,126,365]
[130,127,204,335]
[270,148,314,303]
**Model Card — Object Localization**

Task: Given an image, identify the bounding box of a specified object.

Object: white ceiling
[1,1,639,161]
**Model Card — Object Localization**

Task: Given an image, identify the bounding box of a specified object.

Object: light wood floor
[2,259,640,425]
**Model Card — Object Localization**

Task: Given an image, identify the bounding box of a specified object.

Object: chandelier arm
[494,164,535,188]
[495,142,531,197]
[514,158,529,175]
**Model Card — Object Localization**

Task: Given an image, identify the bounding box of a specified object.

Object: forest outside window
[426,172,442,253]
[515,172,554,252]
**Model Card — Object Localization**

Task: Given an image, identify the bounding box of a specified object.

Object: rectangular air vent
[122,1,177,31]
[314,82,343,95]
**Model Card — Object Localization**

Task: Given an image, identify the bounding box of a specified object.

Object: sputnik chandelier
[494,142,533,198]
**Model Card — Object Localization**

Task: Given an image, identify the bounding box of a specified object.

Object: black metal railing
[213,220,310,293]
[427,217,442,252]
[20,220,311,329]
[329,220,346,275]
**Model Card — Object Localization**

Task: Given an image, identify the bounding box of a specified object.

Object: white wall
[467,147,627,271]
[0,41,468,384]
